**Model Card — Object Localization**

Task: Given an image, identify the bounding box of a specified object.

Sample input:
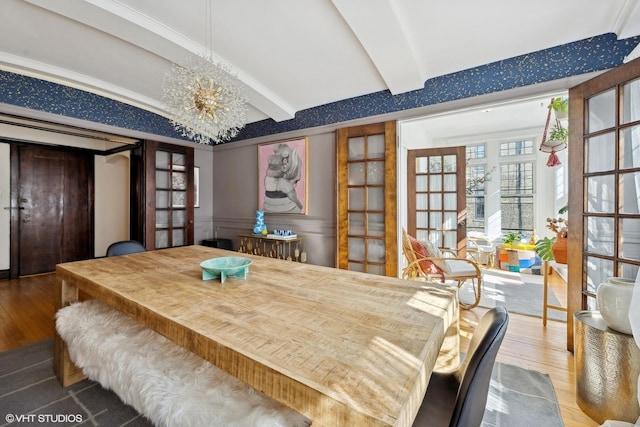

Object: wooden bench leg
[53,277,86,387]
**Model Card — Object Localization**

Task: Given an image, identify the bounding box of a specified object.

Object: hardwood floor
[0,270,597,426]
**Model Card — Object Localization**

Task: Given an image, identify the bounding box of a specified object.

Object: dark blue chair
[106,240,146,257]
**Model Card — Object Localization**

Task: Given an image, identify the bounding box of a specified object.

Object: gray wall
[211,131,337,267]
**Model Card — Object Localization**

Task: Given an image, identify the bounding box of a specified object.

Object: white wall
[0,143,9,270]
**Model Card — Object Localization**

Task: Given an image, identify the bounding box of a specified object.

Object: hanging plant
[548,124,568,143]
[548,97,568,119]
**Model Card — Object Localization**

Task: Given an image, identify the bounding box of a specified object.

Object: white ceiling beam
[23,0,296,122]
[331,0,424,95]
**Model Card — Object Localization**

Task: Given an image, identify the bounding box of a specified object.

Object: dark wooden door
[10,145,93,277]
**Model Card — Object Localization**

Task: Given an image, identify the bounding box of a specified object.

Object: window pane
[444,174,457,191]
[156,230,169,249]
[586,175,615,213]
[430,212,442,229]
[156,151,170,169]
[430,193,442,210]
[156,171,170,188]
[416,175,428,191]
[348,137,365,160]
[444,193,457,210]
[585,216,614,256]
[348,237,365,261]
[588,89,615,133]
[500,140,533,156]
[367,213,385,237]
[429,156,442,173]
[416,211,428,228]
[622,78,640,124]
[172,229,184,246]
[348,213,365,235]
[443,155,457,172]
[348,188,365,210]
[586,132,615,173]
[621,218,640,261]
[500,196,533,232]
[367,264,385,276]
[348,163,365,185]
[416,157,428,173]
[367,161,384,185]
[500,163,534,195]
[367,187,384,211]
[620,172,640,214]
[466,144,486,159]
[443,231,456,249]
[367,134,385,158]
[430,175,442,192]
[585,256,614,294]
[367,239,385,263]
[621,125,640,169]
[444,212,457,229]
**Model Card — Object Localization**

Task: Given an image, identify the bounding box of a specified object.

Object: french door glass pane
[585,256,614,294]
[367,161,384,185]
[416,230,429,242]
[444,212,457,229]
[429,157,442,173]
[444,231,456,249]
[156,230,169,248]
[348,237,365,261]
[156,171,169,188]
[416,175,428,191]
[586,175,615,213]
[172,172,187,190]
[586,132,615,173]
[349,188,365,210]
[348,137,365,160]
[444,194,457,210]
[444,174,457,191]
[367,239,385,262]
[621,218,640,261]
[172,229,184,246]
[367,187,384,210]
[156,211,169,228]
[430,175,442,192]
[172,153,186,168]
[416,194,428,210]
[588,89,615,133]
[416,157,428,173]
[585,216,615,256]
[622,78,640,124]
[368,134,385,158]
[348,163,365,185]
[416,212,428,228]
[430,212,442,229]
[620,172,640,214]
[621,263,640,280]
[349,263,365,272]
[368,213,385,237]
[621,125,640,168]
[367,264,385,275]
[172,211,185,227]
[443,155,457,172]
[430,194,442,210]
[156,151,170,169]
[172,191,186,208]
[156,190,169,208]
[348,213,365,235]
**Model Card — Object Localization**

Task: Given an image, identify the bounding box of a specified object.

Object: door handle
[3,206,25,210]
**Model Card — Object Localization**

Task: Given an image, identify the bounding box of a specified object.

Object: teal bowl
[200,257,252,283]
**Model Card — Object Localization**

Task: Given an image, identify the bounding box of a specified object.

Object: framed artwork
[258,137,308,214]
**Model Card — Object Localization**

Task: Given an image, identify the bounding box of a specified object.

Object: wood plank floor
[0,270,597,426]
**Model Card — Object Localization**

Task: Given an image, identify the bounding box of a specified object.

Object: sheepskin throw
[56,300,310,427]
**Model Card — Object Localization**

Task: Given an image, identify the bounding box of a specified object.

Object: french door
[567,57,640,350]
[406,147,467,255]
[336,121,397,276]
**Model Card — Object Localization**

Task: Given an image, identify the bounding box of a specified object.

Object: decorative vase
[551,235,567,264]
[596,277,635,335]
[252,210,267,235]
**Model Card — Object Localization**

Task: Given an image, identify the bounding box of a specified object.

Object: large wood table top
[54,245,457,427]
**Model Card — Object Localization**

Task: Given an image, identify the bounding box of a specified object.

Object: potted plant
[548,124,568,144]
[544,216,568,263]
[548,97,568,120]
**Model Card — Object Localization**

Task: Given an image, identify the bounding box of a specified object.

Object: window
[465,144,487,233]
[500,162,534,233]
[500,140,534,156]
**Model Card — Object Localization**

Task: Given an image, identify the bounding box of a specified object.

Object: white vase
[596,277,636,335]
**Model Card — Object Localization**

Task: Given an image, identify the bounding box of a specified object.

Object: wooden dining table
[54,245,458,427]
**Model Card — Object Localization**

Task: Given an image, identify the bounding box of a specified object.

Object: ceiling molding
[331,0,424,95]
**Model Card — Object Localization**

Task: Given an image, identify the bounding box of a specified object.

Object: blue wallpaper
[0,32,638,144]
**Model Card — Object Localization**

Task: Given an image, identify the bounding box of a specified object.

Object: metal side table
[574,311,640,424]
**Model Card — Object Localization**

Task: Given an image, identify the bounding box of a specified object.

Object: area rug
[459,269,567,321]
[0,339,564,426]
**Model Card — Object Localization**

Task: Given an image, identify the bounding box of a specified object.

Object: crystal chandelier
[162,1,248,144]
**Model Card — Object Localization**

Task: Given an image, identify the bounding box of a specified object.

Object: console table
[238,234,306,262]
